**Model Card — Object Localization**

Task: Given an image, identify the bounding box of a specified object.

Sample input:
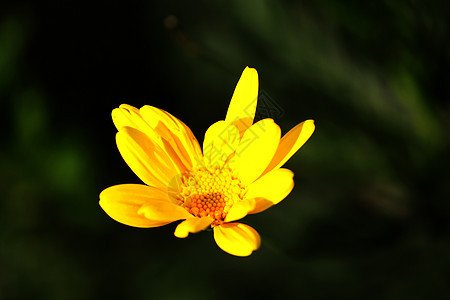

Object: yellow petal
[112,104,203,172]
[245,168,294,214]
[174,216,214,238]
[113,105,187,176]
[116,127,183,188]
[112,104,160,141]
[213,223,261,257]
[138,201,192,222]
[99,184,172,228]
[202,121,240,168]
[140,105,203,169]
[230,118,281,185]
[111,104,139,130]
[261,120,315,176]
[225,67,258,135]
[224,200,256,222]
[224,168,294,221]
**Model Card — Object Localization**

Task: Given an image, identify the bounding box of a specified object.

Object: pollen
[177,166,247,225]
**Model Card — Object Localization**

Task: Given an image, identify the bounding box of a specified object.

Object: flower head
[99,67,315,256]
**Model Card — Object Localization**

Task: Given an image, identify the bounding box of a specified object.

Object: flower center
[177,166,247,225]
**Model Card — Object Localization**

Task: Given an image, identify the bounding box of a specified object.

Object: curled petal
[112,104,140,130]
[112,104,203,171]
[112,104,159,141]
[213,223,261,257]
[99,184,172,228]
[174,217,214,238]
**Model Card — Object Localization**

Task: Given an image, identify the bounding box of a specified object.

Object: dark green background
[1,0,449,299]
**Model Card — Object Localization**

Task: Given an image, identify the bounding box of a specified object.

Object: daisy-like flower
[99,67,315,256]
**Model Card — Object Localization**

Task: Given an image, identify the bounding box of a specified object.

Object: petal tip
[174,217,214,239]
[304,119,316,131]
[119,104,138,111]
[243,66,258,74]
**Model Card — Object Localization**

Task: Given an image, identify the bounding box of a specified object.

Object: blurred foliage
[1,0,449,299]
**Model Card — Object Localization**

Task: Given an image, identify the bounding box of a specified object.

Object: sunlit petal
[213,223,261,257]
[224,168,294,221]
[112,104,160,142]
[116,126,184,188]
[140,105,203,169]
[230,118,281,185]
[203,121,240,168]
[246,168,294,214]
[225,67,258,135]
[99,184,172,228]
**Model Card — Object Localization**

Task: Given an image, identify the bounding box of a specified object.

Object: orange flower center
[177,166,247,225]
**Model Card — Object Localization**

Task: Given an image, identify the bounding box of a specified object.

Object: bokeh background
[1,0,449,299]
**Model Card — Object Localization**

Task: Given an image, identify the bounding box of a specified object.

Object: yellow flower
[99,67,315,256]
